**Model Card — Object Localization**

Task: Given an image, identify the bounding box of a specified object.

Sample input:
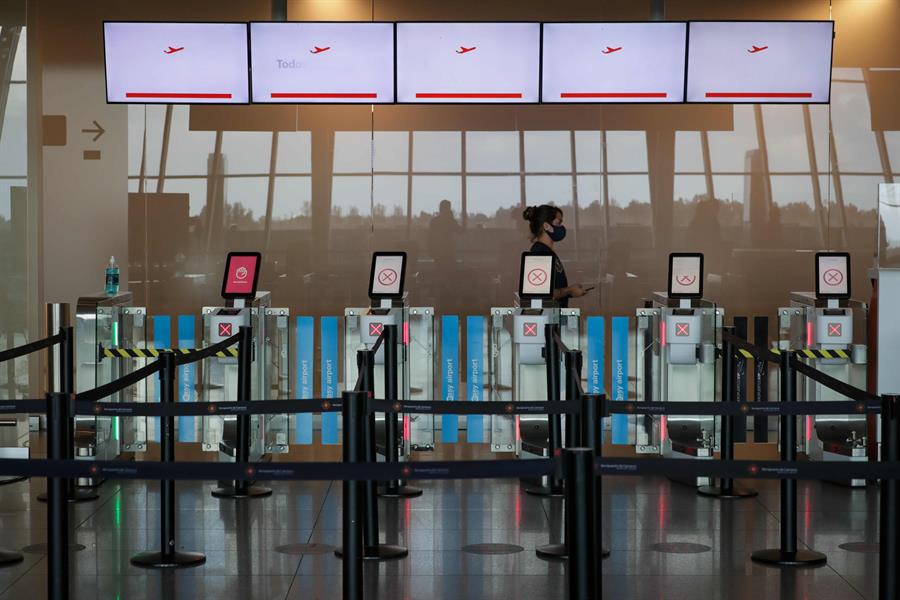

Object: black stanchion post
[40,327,97,504]
[527,324,564,498]
[699,332,757,499]
[336,350,408,561]
[213,326,272,499]
[879,395,900,600]
[580,393,610,559]
[131,352,206,569]
[47,392,68,599]
[564,448,596,600]
[379,324,422,499]
[751,351,826,566]
[565,351,581,448]
[342,390,365,600]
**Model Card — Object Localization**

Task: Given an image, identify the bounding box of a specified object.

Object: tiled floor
[0,474,880,599]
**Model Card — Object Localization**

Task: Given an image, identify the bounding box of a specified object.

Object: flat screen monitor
[369,252,407,299]
[250,22,395,103]
[221,252,262,300]
[816,252,851,299]
[668,253,704,299]
[104,22,250,104]
[396,22,541,103]
[542,22,687,103]
[519,253,556,299]
[686,20,833,103]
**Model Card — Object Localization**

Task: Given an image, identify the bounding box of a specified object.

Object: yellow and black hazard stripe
[99,346,238,360]
[795,347,851,360]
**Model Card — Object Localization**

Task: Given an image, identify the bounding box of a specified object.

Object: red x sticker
[218,322,232,337]
[523,322,538,337]
[369,322,383,336]
[828,323,842,337]
[675,323,690,337]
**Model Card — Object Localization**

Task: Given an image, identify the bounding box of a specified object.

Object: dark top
[529,241,569,308]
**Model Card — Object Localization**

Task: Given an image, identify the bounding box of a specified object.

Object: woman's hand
[567,285,587,298]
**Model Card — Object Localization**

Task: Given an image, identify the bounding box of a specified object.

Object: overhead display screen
[104,22,250,104]
[396,22,541,103]
[686,21,833,103]
[250,22,395,103]
[542,22,687,103]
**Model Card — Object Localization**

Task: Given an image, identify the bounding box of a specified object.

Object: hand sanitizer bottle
[105,256,120,296]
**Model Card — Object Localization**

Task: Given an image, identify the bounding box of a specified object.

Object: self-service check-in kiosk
[343,253,434,495]
[488,253,581,464]
[778,252,868,487]
[635,253,722,487]
[200,253,291,496]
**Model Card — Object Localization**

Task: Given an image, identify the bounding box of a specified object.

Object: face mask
[548,224,567,242]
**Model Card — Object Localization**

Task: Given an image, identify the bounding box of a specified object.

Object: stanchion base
[378,485,423,499]
[334,544,409,561]
[750,548,827,567]
[211,484,273,499]
[130,550,206,569]
[36,488,99,504]
[0,476,27,486]
[525,485,565,499]
[0,550,23,566]
[536,543,567,560]
[697,485,758,499]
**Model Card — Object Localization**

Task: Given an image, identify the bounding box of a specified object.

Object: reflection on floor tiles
[0,476,879,599]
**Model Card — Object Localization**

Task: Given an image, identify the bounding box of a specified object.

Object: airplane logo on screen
[747,45,769,54]
[601,46,622,54]
[310,46,331,54]
[456,46,477,54]
[163,46,185,54]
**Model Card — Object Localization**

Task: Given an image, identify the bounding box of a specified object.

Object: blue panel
[611,316,629,444]
[586,316,605,442]
[177,315,196,442]
[466,316,484,443]
[151,316,171,443]
[440,316,459,444]
[295,317,315,444]
[320,316,339,445]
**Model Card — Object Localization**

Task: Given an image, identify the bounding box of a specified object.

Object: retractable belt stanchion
[581,393,610,559]
[698,331,757,499]
[131,352,206,569]
[39,326,97,504]
[336,349,408,561]
[47,392,69,600]
[379,324,422,499]
[751,351,826,567]
[342,389,365,600]
[528,324,565,498]
[213,326,272,499]
[564,448,596,600]
[879,395,900,600]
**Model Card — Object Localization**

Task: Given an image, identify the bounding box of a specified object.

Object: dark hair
[522,204,562,239]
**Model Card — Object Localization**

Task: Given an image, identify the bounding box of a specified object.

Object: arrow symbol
[81,120,105,142]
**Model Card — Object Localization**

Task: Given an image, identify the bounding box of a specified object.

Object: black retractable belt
[212,326,272,500]
[751,351,826,567]
[698,331,757,500]
[130,352,206,569]
[378,324,422,499]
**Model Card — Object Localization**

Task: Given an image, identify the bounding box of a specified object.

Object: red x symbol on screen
[675,323,690,337]
[523,322,538,337]
[828,323,842,337]
[218,323,232,337]
[369,322,383,336]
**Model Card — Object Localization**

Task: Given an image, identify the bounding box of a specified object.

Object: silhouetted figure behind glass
[429,200,462,272]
